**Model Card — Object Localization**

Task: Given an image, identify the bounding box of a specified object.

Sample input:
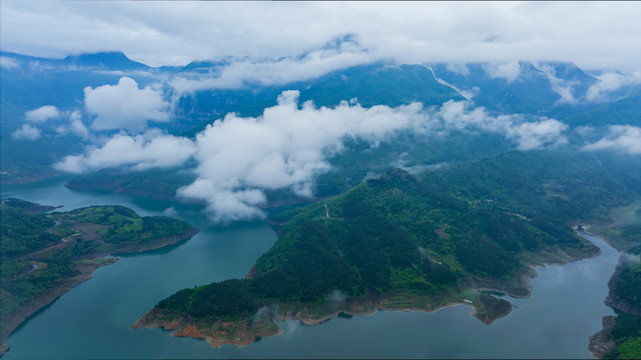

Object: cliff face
[131,308,281,348]
[588,316,617,359]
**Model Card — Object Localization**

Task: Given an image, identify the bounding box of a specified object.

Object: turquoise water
[2,179,618,358]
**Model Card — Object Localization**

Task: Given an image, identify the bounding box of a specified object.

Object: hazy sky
[2,1,641,72]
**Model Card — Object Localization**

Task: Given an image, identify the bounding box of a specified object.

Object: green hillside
[0,199,198,345]
[153,149,641,320]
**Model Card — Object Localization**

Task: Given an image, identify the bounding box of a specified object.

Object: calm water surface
[2,178,619,358]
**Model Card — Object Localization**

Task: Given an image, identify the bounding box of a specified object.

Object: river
[1,177,619,359]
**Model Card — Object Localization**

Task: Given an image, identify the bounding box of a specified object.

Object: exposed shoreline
[132,239,598,349]
[0,226,200,358]
[578,223,641,359]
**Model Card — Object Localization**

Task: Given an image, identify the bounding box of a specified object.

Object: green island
[133,149,641,350]
[0,199,200,354]
[586,203,641,359]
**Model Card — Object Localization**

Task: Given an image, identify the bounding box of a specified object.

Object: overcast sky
[2,1,641,72]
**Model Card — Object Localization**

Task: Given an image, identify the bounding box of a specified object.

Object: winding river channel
[2,176,619,358]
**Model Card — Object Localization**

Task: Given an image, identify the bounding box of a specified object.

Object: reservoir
[2,177,619,358]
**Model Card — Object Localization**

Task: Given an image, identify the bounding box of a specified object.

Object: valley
[2,43,641,358]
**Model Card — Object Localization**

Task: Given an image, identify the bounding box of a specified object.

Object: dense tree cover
[614,226,641,310]
[0,208,59,258]
[0,200,196,338]
[66,167,197,200]
[421,150,641,225]
[565,90,641,128]
[616,263,641,308]
[606,312,641,359]
[70,205,190,244]
[158,279,258,319]
[157,150,641,320]
[589,208,641,358]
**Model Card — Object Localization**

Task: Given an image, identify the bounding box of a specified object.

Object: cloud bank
[583,125,641,154]
[84,77,170,132]
[436,100,568,150]
[586,72,641,102]
[54,91,569,222]
[169,37,371,98]
[179,90,427,222]
[2,2,640,73]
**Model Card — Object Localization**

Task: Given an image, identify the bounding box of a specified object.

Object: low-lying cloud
[169,37,372,100]
[54,130,196,173]
[586,72,641,102]
[178,90,427,222]
[482,61,521,83]
[55,91,569,222]
[436,100,568,150]
[538,64,578,105]
[583,125,641,154]
[84,77,170,132]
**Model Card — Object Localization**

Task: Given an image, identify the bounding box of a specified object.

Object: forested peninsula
[0,199,199,355]
[133,150,641,349]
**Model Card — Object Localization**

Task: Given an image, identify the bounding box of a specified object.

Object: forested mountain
[2,48,641,357]
[137,149,641,349]
[3,50,640,185]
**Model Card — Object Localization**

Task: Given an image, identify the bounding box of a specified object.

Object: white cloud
[538,64,578,105]
[2,2,640,73]
[56,110,89,139]
[177,90,428,222]
[175,92,567,222]
[11,124,41,140]
[506,119,568,150]
[54,131,197,173]
[168,39,372,99]
[445,63,470,76]
[586,72,641,102]
[583,125,641,154]
[25,105,61,122]
[84,77,170,132]
[55,90,569,222]
[68,110,89,138]
[0,56,20,70]
[436,100,568,150]
[482,61,521,83]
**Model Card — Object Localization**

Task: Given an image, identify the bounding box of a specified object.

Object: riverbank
[580,221,641,359]
[0,200,201,358]
[133,240,601,349]
[132,288,504,349]
[0,258,117,357]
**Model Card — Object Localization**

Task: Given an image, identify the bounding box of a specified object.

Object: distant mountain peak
[63,51,148,70]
